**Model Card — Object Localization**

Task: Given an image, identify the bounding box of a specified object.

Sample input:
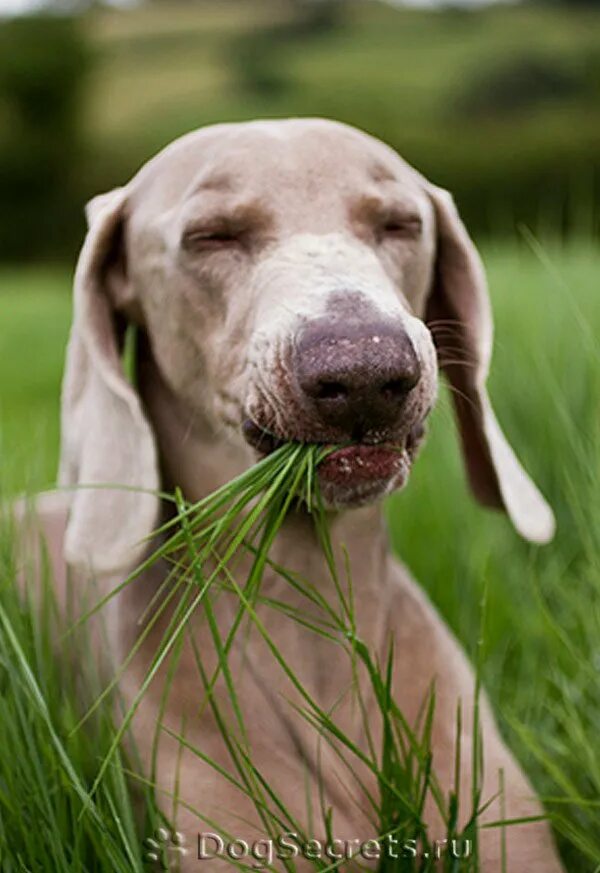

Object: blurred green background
[0,0,599,262]
[0,2,599,870]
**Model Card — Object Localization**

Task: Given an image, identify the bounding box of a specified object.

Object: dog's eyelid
[379,212,423,239]
[383,210,422,227]
[184,226,237,239]
[352,197,423,242]
[181,221,246,251]
[181,205,272,251]
[183,217,238,234]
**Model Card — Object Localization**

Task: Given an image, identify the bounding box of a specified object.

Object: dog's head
[59,119,554,573]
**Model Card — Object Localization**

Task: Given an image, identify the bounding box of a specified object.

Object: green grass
[0,508,166,871]
[0,270,71,494]
[0,443,485,872]
[0,238,599,869]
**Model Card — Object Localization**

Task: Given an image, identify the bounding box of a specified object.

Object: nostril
[381,377,418,403]
[314,380,348,402]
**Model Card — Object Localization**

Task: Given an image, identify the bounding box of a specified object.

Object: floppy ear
[59,188,160,574]
[425,185,555,544]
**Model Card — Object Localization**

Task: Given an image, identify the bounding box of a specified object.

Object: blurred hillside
[1,0,599,261]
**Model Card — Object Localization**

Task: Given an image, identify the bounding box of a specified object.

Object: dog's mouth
[241,419,425,508]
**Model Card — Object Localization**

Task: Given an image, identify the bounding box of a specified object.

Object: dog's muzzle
[242,313,429,508]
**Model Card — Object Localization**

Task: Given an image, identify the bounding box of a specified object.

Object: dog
[23,119,562,871]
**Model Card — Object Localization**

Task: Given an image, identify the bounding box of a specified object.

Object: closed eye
[182,226,242,252]
[380,214,422,240]
[181,201,272,254]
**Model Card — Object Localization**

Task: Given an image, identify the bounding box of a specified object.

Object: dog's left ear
[59,187,160,575]
[425,184,555,544]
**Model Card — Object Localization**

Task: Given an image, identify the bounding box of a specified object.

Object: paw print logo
[144,828,188,870]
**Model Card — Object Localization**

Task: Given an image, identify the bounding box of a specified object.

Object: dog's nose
[294,319,421,434]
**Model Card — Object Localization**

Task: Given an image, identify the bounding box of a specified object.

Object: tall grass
[0,509,166,871]
[0,442,555,872]
[2,446,497,872]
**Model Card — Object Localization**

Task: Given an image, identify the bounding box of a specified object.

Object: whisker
[427,317,471,329]
[438,358,479,370]
[443,383,480,415]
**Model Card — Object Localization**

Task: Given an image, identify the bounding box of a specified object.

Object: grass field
[84,1,600,155]
[75,1,600,239]
[0,237,599,869]
[4,1,600,262]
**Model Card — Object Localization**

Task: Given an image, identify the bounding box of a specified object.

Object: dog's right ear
[59,188,160,575]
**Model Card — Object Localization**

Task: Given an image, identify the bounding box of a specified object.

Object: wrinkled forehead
[128,120,429,225]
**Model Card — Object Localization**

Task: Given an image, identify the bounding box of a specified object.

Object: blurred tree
[231,0,345,97]
[0,15,91,261]
[289,0,345,34]
[540,0,600,7]
[457,55,583,117]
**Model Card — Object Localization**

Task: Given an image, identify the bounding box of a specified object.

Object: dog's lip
[242,418,425,462]
[317,443,404,485]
